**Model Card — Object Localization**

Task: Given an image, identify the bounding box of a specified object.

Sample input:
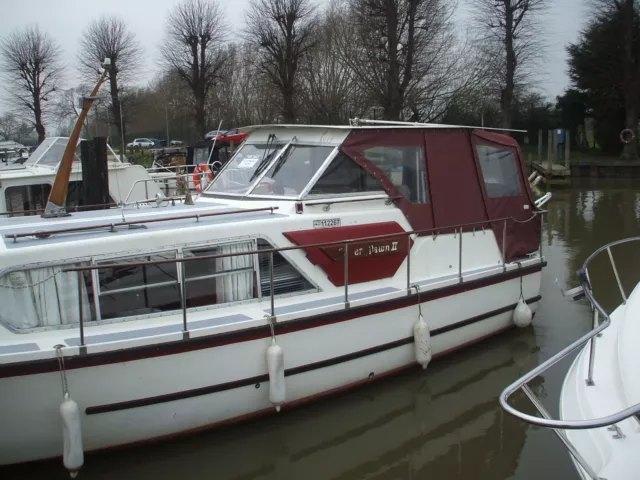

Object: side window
[362,146,428,203]
[97,252,181,319]
[258,239,314,296]
[0,265,94,329]
[5,184,52,216]
[309,152,384,196]
[183,242,257,308]
[476,145,523,197]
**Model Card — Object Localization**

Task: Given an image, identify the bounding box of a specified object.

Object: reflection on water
[3,179,640,480]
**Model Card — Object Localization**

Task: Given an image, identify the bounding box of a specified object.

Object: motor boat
[0,137,162,216]
[0,121,547,475]
[500,237,640,480]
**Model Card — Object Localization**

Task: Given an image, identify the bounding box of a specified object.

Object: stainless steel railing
[499,236,640,480]
[61,210,545,347]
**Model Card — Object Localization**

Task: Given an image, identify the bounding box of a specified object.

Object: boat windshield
[206,143,284,195]
[207,143,335,197]
[250,145,335,196]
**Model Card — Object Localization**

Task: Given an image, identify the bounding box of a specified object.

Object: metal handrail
[499,236,640,480]
[61,211,544,272]
[6,206,280,241]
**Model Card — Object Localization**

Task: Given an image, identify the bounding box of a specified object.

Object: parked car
[169,140,184,146]
[127,138,155,148]
[150,139,167,148]
[204,130,225,141]
[214,128,249,147]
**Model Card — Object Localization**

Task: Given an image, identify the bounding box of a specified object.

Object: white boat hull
[560,282,640,480]
[0,271,540,465]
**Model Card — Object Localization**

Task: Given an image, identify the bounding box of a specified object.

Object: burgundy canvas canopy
[340,127,540,262]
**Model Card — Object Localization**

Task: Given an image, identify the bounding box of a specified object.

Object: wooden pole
[565,129,571,171]
[547,130,553,177]
[537,129,542,162]
[44,67,110,217]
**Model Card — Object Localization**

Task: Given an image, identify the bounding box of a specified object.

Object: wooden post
[547,130,553,176]
[537,129,542,162]
[565,129,571,171]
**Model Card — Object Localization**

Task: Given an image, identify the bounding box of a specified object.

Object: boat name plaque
[321,237,406,261]
[314,218,341,228]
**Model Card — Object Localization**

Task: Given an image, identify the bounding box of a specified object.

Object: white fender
[413,314,432,370]
[266,338,285,411]
[60,393,83,478]
[513,297,533,328]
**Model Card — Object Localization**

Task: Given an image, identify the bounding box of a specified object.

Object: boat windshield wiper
[249,134,277,183]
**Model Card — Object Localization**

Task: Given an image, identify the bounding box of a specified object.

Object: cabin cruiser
[500,237,640,480]
[0,137,161,216]
[0,122,546,475]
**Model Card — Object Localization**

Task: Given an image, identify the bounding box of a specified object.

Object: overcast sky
[1,0,586,111]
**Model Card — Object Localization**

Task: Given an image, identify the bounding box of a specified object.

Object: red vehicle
[214,128,249,147]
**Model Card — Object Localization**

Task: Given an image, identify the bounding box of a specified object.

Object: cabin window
[0,265,94,329]
[476,145,523,197]
[97,252,181,319]
[183,242,257,308]
[251,145,335,196]
[4,184,52,215]
[362,146,428,203]
[308,152,384,195]
[258,239,314,296]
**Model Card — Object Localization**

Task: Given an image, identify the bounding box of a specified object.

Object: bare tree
[78,16,141,149]
[0,26,63,143]
[472,0,547,129]
[162,0,228,138]
[336,0,459,121]
[301,2,369,123]
[245,0,317,123]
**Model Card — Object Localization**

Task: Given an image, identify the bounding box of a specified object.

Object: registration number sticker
[314,218,341,228]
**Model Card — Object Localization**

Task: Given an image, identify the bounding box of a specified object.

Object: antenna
[43,58,112,218]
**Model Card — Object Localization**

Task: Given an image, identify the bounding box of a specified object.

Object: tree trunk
[384,0,402,120]
[195,93,206,138]
[109,63,125,149]
[282,86,296,123]
[33,95,46,144]
[621,0,638,160]
[502,1,516,130]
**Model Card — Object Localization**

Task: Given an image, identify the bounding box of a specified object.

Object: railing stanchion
[586,336,596,386]
[344,242,349,308]
[180,262,188,337]
[406,235,411,293]
[270,251,275,319]
[521,385,601,480]
[458,227,463,283]
[607,246,627,303]
[539,213,544,258]
[77,271,85,348]
[502,219,508,270]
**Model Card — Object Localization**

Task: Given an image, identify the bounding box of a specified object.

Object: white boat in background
[0,121,546,475]
[0,137,161,216]
[501,237,640,480]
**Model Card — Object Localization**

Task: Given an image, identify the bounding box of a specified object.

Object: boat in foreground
[0,121,546,474]
[501,237,640,480]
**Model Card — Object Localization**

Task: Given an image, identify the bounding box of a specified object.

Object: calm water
[4,179,640,480]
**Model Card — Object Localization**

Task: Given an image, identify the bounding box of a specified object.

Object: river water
[4,179,640,480]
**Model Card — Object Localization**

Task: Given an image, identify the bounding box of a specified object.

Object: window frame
[0,236,321,332]
[475,144,524,198]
